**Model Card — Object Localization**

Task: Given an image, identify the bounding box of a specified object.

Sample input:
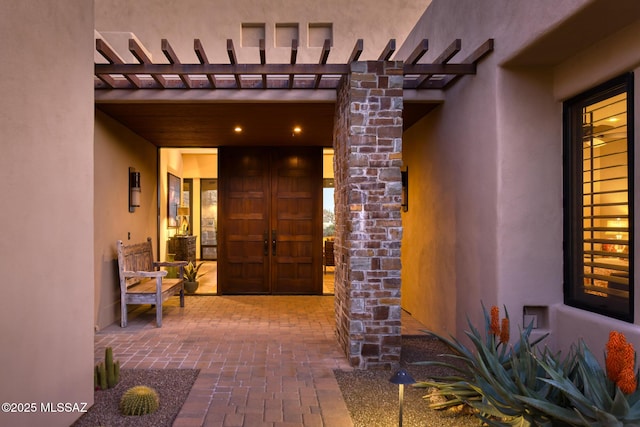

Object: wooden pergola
[94,37,494,91]
[93,37,493,147]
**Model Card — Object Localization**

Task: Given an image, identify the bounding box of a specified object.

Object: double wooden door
[218,147,322,294]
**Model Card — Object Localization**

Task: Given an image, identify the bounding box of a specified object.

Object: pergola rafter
[94,37,494,91]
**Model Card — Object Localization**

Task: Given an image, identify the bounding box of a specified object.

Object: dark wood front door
[218,147,322,294]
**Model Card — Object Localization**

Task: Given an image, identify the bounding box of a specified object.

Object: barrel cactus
[119,385,160,416]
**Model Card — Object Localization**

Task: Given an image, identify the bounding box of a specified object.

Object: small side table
[169,235,197,264]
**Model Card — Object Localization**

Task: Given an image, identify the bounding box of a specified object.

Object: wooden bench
[117,237,187,327]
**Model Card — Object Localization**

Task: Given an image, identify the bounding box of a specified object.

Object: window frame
[563,73,635,322]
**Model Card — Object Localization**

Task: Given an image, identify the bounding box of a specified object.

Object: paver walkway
[94,295,425,426]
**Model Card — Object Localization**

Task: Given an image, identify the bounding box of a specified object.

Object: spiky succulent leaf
[515,395,586,426]
[412,358,471,375]
[592,408,625,426]
[609,388,631,418]
[575,341,613,409]
[624,391,640,419]
[414,303,640,426]
[420,329,476,362]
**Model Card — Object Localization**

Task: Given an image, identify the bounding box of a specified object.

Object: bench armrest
[155,261,188,268]
[124,270,168,278]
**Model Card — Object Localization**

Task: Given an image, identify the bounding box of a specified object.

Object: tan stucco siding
[0,1,95,426]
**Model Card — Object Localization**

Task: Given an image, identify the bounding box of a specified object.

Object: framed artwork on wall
[167,172,180,228]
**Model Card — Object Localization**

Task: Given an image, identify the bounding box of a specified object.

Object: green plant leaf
[412,359,470,375]
[592,406,624,426]
[421,330,476,361]
[575,341,613,410]
[624,391,640,420]
[516,395,586,425]
[609,388,631,418]
[537,377,595,419]
[418,304,640,426]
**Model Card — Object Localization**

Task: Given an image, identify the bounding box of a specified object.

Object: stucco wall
[397,0,587,338]
[398,0,591,68]
[94,0,430,64]
[402,59,500,338]
[399,0,640,356]
[0,1,95,426]
[494,68,563,345]
[94,111,159,330]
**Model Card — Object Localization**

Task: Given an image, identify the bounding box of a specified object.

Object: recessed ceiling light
[234,126,243,133]
[293,126,302,134]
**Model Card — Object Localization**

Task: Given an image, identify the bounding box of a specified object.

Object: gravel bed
[71,369,199,427]
[335,336,478,427]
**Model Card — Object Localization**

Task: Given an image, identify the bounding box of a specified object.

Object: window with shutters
[564,73,634,321]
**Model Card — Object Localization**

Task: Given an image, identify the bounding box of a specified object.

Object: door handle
[263,231,269,256]
[272,230,277,256]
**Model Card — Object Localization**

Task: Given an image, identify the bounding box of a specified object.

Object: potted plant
[183,261,205,293]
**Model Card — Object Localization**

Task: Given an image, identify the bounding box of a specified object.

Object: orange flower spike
[500,318,510,344]
[606,331,626,382]
[605,330,638,393]
[622,342,635,370]
[490,306,500,336]
[621,340,637,387]
[617,366,637,394]
[606,352,622,383]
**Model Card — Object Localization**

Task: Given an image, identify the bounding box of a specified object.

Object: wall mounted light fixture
[401,167,408,212]
[129,167,141,212]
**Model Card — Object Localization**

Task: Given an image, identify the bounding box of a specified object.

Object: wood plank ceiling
[95,37,493,147]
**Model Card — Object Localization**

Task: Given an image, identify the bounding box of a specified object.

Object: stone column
[333,61,404,369]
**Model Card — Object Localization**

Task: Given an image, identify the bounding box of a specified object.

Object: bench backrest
[117,237,155,289]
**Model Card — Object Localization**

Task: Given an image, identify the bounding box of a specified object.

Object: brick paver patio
[94,295,425,426]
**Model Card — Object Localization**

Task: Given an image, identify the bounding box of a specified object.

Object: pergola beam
[289,39,298,89]
[95,63,351,75]
[440,38,494,89]
[314,39,331,89]
[378,39,395,61]
[94,37,494,91]
[95,38,142,88]
[348,39,363,63]
[129,38,167,88]
[226,39,242,88]
[412,38,462,89]
[162,39,193,88]
[402,63,477,75]
[259,39,267,88]
[194,39,217,88]
[405,39,429,65]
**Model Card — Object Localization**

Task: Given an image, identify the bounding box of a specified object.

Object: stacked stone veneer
[333,61,404,369]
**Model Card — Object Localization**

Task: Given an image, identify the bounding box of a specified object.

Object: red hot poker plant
[606,330,638,394]
[490,306,500,336]
[500,318,510,344]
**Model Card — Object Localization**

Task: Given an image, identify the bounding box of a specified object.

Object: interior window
[563,73,634,321]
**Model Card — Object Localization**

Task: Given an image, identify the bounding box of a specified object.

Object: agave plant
[415,303,640,427]
[414,303,571,426]
[518,339,640,426]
